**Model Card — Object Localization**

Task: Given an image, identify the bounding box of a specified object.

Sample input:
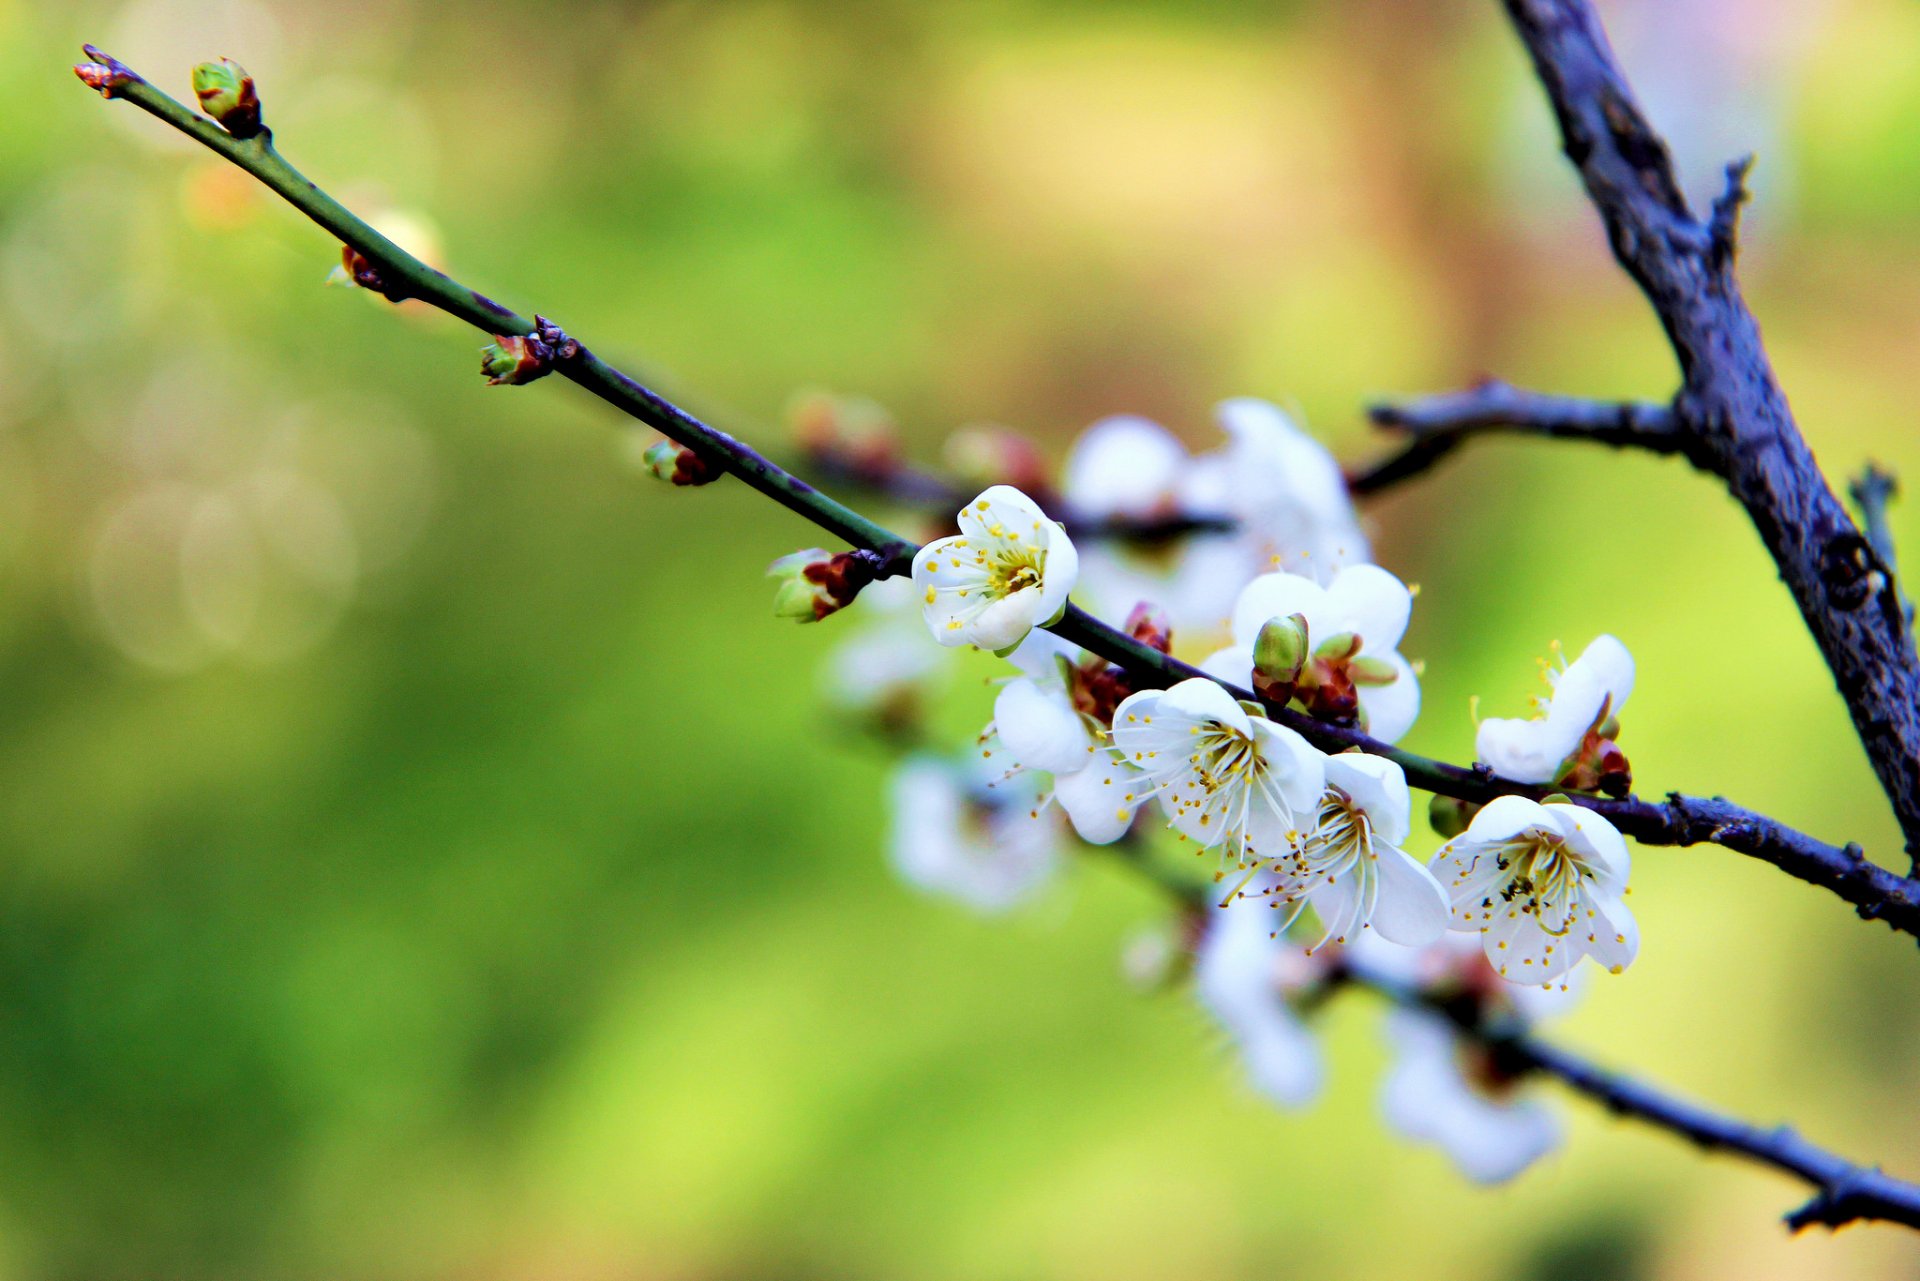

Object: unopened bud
[640,438,716,487]
[787,390,898,476]
[1348,655,1400,687]
[1429,794,1479,839]
[480,335,547,386]
[1312,629,1363,663]
[768,548,876,623]
[1125,602,1172,655]
[1252,613,1309,704]
[191,59,262,138]
[74,46,135,98]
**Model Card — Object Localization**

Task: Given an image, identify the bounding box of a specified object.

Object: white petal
[1062,416,1189,517]
[1158,677,1254,738]
[1004,629,1078,678]
[1034,521,1079,619]
[1054,751,1147,845]
[1198,644,1255,688]
[1570,634,1635,715]
[1549,804,1631,894]
[1463,794,1554,845]
[1324,564,1414,653]
[993,678,1091,774]
[1323,752,1412,845]
[1229,572,1330,649]
[968,587,1048,653]
[1250,719,1328,816]
[956,484,1049,542]
[1475,715,1578,784]
[1582,894,1639,972]
[1369,846,1451,947]
[1357,652,1421,746]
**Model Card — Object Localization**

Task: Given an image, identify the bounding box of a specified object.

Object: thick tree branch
[1350,379,1686,494]
[1499,1,1920,867]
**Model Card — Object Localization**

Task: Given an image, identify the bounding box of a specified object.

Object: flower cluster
[799,396,1645,1187]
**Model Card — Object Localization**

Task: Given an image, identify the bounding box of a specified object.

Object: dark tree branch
[1350,379,1687,494]
[1501,0,1920,868]
[1338,962,1920,1233]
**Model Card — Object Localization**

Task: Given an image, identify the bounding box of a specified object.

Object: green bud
[1312,629,1363,663]
[479,335,545,386]
[1429,794,1478,839]
[191,58,262,137]
[767,548,871,623]
[1348,655,1401,687]
[1253,613,1309,685]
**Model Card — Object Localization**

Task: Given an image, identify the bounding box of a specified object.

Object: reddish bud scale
[341,245,410,303]
[799,552,878,619]
[74,46,138,98]
[1124,601,1173,655]
[663,446,716,487]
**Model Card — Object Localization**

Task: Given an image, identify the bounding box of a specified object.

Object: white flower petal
[1324,752,1412,845]
[1357,652,1421,746]
[1063,416,1189,518]
[1369,846,1451,947]
[1229,572,1330,649]
[1475,714,1578,784]
[993,678,1091,775]
[1053,750,1147,845]
[1324,564,1414,653]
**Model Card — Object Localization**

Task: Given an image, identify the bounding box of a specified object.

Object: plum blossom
[1196,887,1325,1107]
[1381,1007,1562,1183]
[1348,933,1574,1183]
[1201,564,1420,743]
[988,632,1148,844]
[1431,795,1638,985]
[1061,416,1192,521]
[913,485,1078,653]
[1056,400,1367,639]
[888,756,1059,913]
[1110,678,1325,872]
[1267,753,1449,950]
[820,578,947,731]
[1476,635,1633,794]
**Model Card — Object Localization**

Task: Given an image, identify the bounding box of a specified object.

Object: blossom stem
[72,45,1920,938]
[1350,380,1686,494]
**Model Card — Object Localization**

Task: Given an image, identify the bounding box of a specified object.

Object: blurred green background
[3,0,1920,1276]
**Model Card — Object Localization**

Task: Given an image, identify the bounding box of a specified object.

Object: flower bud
[768,548,876,623]
[787,390,898,477]
[640,438,716,487]
[1312,629,1362,663]
[74,46,135,98]
[191,59,262,138]
[479,335,546,386]
[1429,794,1479,839]
[1252,612,1308,704]
[1348,655,1401,687]
[1124,601,1172,655]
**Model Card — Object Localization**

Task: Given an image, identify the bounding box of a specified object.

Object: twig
[1849,464,1911,628]
[1128,843,1920,1234]
[1342,962,1920,1233]
[1500,1,1920,869]
[1350,379,1687,494]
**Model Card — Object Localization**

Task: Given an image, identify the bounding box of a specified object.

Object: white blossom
[1186,397,1369,581]
[1475,634,1634,785]
[1109,678,1325,871]
[1380,1007,1562,1184]
[913,485,1078,652]
[887,755,1059,913]
[1201,563,1421,743]
[989,633,1148,844]
[1061,415,1190,520]
[1196,888,1324,1108]
[1269,753,1449,949]
[1431,795,1638,984]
